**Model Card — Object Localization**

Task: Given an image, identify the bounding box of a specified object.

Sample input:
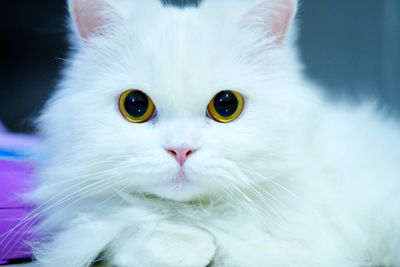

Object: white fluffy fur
[22,0,400,266]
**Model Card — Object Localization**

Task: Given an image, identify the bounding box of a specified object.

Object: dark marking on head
[161,0,202,8]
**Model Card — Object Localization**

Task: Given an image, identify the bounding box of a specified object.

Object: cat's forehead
[113,4,250,109]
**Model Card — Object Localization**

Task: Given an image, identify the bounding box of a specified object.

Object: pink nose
[167,147,195,166]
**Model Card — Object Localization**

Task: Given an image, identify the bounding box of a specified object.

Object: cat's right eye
[119,89,156,123]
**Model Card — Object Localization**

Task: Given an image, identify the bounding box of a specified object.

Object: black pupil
[124,91,149,118]
[213,91,238,117]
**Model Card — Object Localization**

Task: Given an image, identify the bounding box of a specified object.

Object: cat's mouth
[175,169,189,182]
[146,170,207,202]
[122,164,213,202]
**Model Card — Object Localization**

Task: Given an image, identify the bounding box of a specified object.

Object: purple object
[0,123,38,265]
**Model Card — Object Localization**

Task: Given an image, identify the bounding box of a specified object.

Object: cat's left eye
[207,90,244,123]
[119,89,156,123]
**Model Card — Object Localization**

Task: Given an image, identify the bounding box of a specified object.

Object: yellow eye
[119,89,156,123]
[207,90,244,123]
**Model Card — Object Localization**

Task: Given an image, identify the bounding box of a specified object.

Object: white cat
[25,0,400,266]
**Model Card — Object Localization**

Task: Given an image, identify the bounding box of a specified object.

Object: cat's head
[38,0,314,203]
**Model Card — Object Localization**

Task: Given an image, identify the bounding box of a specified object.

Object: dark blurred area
[0,0,399,133]
[0,0,68,132]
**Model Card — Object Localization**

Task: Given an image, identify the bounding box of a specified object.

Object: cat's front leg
[33,215,126,267]
[109,222,217,267]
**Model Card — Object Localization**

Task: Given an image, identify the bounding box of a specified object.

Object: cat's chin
[141,169,213,202]
[149,184,209,202]
[142,179,211,202]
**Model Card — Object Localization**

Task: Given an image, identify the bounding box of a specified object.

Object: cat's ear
[242,0,297,45]
[68,0,123,41]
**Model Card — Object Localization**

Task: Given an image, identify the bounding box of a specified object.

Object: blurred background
[0,0,399,133]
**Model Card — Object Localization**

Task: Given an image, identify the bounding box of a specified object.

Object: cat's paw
[144,223,216,267]
[110,223,216,267]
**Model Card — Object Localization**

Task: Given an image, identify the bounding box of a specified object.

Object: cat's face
[39,0,310,202]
